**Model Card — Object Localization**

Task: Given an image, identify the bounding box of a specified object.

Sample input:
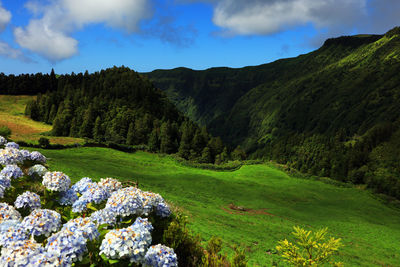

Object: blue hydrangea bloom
[100,226,152,264]
[105,187,144,217]
[0,202,21,223]
[30,151,47,163]
[42,171,71,192]
[0,185,5,199]
[61,217,99,241]
[1,164,23,179]
[0,239,46,266]
[144,244,178,267]
[0,136,6,146]
[71,197,90,213]
[46,229,88,265]
[89,208,118,227]
[0,220,27,248]
[21,209,61,237]
[79,183,110,204]
[0,148,23,165]
[29,252,67,267]
[131,217,154,233]
[0,174,11,188]
[98,177,122,194]
[59,188,79,206]
[5,142,19,149]
[141,192,165,215]
[19,149,31,161]
[156,202,172,218]
[28,164,48,178]
[14,191,41,210]
[71,177,93,194]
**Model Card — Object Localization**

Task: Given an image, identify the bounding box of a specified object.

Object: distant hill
[145,27,400,198]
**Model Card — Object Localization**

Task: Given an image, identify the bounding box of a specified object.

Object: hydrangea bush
[0,137,177,267]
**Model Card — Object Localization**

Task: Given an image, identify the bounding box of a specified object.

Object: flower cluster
[1,164,23,179]
[30,151,47,163]
[71,177,93,193]
[156,202,172,218]
[0,220,27,248]
[46,228,88,264]
[15,191,41,210]
[61,217,99,241]
[72,183,110,213]
[0,136,6,146]
[0,174,11,189]
[141,192,166,215]
[0,202,21,223]
[19,149,32,161]
[21,209,61,237]
[28,164,48,178]
[144,244,178,267]
[100,224,152,264]
[0,239,46,266]
[89,208,117,227]
[42,171,71,192]
[106,187,144,217]
[5,142,19,149]
[59,188,79,206]
[98,177,122,194]
[0,148,23,165]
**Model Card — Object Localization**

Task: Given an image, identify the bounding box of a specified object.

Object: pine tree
[93,116,103,142]
[160,122,174,154]
[148,128,159,152]
[79,105,95,138]
[200,146,212,163]
[178,124,191,159]
[126,122,135,145]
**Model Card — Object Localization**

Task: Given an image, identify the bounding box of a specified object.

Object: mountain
[145,27,400,198]
[23,67,229,164]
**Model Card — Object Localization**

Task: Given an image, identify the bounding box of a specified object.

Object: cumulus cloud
[15,0,153,61]
[211,0,366,35]
[0,41,33,62]
[0,1,11,32]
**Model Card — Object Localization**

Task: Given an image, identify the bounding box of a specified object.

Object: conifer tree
[126,122,135,145]
[93,116,103,142]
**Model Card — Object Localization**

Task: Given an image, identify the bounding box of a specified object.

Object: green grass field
[33,147,400,266]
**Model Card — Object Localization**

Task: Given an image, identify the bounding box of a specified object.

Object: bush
[38,137,50,148]
[0,125,11,139]
[276,226,343,267]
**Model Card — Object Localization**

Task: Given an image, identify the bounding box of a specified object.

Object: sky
[0,0,399,75]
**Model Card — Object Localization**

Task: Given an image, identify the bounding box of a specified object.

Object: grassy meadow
[0,95,83,145]
[33,147,400,266]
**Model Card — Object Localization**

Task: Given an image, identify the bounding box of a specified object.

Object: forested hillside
[22,67,231,164]
[146,27,400,198]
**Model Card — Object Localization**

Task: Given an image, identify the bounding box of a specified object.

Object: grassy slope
[35,147,400,266]
[0,95,83,145]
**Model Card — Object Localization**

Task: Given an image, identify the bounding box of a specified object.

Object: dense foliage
[24,67,232,164]
[146,27,400,199]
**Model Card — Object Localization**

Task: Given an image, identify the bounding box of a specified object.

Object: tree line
[23,67,246,164]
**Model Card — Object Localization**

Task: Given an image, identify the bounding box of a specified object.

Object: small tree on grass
[276,226,343,267]
[38,137,50,148]
[0,125,11,139]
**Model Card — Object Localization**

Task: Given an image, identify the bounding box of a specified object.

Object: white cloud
[0,41,33,62]
[0,1,11,32]
[14,0,153,61]
[212,0,366,35]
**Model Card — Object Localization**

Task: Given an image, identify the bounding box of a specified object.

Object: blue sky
[0,0,398,74]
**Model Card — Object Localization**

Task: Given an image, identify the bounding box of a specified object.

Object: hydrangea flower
[61,217,99,241]
[0,164,23,179]
[105,187,144,217]
[14,191,41,210]
[100,226,151,264]
[156,202,172,218]
[141,192,165,215]
[90,208,117,227]
[0,185,5,199]
[29,252,66,267]
[0,202,21,223]
[42,171,71,192]
[71,177,93,194]
[21,209,61,237]
[144,244,178,267]
[0,148,23,165]
[0,174,11,188]
[5,142,19,149]
[72,183,110,212]
[19,149,32,161]
[28,164,48,178]
[59,188,78,206]
[0,220,27,248]
[0,239,46,266]
[131,217,154,233]
[71,197,90,213]
[98,177,122,194]
[30,151,47,163]
[46,229,87,264]
[0,136,6,146]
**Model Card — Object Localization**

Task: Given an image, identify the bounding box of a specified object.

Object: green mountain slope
[145,27,400,198]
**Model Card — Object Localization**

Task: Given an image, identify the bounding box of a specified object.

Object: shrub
[276,226,343,267]
[38,137,50,148]
[0,125,11,139]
